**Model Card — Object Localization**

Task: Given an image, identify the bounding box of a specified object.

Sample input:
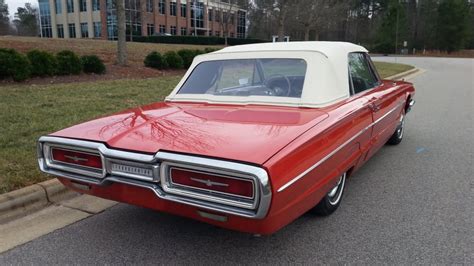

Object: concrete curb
[386,67,419,81]
[0,179,78,224]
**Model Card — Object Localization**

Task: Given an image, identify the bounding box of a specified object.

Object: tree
[116,0,127,65]
[13,3,38,36]
[0,0,10,35]
[374,0,408,53]
[214,0,238,45]
[436,0,471,52]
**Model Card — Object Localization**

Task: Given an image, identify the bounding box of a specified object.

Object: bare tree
[116,0,127,65]
[215,0,238,45]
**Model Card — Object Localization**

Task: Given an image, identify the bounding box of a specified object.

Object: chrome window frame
[37,136,272,219]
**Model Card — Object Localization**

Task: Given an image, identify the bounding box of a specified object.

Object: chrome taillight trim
[161,163,257,210]
[42,143,106,179]
[37,136,272,219]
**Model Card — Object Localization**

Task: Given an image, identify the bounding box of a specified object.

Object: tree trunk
[277,8,287,42]
[116,0,127,66]
[304,25,310,41]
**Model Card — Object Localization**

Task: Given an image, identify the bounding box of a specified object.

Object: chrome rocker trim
[278,101,405,192]
[38,136,272,219]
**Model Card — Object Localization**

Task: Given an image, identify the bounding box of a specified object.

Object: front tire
[387,112,405,145]
[312,172,346,216]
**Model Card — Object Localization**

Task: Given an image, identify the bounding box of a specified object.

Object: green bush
[177,49,196,68]
[204,47,219,53]
[163,51,184,69]
[0,48,31,82]
[56,50,82,75]
[27,50,57,77]
[133,35,267,46]
[81,55,106,74]
[144,51,168,69]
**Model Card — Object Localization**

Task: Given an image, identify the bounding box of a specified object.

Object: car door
[348,53,403,161]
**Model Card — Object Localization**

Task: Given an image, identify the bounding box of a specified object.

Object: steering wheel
[264,74,292,97]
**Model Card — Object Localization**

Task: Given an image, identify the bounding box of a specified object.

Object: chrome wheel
[328,173,346,205]
[396,114,405,139]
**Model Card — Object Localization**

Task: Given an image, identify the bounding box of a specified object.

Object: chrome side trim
[277,101,403,192]
[38,136,272,219]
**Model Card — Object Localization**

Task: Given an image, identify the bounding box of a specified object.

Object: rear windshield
[178,59,307,98]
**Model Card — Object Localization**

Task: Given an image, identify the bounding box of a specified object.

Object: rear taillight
[170,168,254,198]
[51,148,102,169]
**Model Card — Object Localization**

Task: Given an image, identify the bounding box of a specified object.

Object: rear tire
[312,172,346,216]
[387,112,405,145]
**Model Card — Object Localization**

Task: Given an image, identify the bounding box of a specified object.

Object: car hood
[51,102,328,165]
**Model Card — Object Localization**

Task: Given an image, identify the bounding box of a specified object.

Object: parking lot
[0,57,472,264]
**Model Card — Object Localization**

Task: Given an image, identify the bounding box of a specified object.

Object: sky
[6,0,37,18]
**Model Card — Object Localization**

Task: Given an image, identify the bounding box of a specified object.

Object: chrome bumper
[37,136,272,219]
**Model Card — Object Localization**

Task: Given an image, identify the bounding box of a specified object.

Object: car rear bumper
[57,177,284,235]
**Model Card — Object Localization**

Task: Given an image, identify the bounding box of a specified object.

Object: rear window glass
[178,59,307,98]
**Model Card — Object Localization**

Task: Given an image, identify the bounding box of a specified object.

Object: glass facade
[126,0,142,37]
[67,0,74,13]
[106,0,117,40]
[190,1,203,29]
[93,22,101,37]
[69,23,76,38]
[55,0,62,14]
[39,0,52,38]
[237,10,246,38]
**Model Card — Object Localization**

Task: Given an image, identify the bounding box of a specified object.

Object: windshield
[178,59,307,98]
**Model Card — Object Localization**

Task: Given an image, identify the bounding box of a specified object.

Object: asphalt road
[1,57,473,264]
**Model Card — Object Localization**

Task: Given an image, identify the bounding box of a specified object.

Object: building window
[180,3,186,17]
[80,0,87,12]
[57,24,64,38]
[106,0,116,40]
[180,27,186,36]
[125,0,142,38]
[237,10,246,38]
[215,31,219,37]
[170,1,176,16]
[67,0,74,13]
[208,9,213,21]
[69,23,76,38]
[80,22,88,37]
[146,0,153,12]
[147,23,154,35]
[223,12,228,23]
[230,13,235,24]
[159,25,165,34]
[55,0,62,14]
[190,1,203,29]
[158,0,165,15]
[170,25,176,35]
[93,22,101,37]
[215,10,220,22]
[39,0,52,37]
[230,32,234,38]
[92,0,100,11]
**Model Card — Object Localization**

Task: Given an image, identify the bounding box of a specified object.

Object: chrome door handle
[369,103,381,112]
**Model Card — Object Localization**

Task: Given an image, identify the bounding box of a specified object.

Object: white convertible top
[166,41,368,108]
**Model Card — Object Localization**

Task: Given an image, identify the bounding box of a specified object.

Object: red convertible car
[38,42,415,235]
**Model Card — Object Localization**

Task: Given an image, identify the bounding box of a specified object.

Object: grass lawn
[0,61,413,193]
[373,61,414,78]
